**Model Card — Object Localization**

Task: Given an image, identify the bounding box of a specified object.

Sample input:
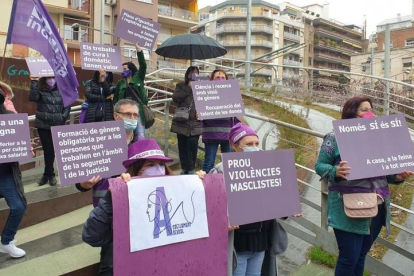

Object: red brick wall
[377,27,414,51]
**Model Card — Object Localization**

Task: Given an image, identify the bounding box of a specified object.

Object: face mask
[141,164,165,177]
[123,118,138,132]
[242,146,260,152]
[46,78,56,88]
[190,73,199,81]
[122,70,132,79]
[360,111,375,118]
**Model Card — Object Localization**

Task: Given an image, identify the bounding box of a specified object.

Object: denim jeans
[0,173,26,245]
[38,128,56,177]
[233,251,265,276]
[134,116,146,139]
[202,141,231,173]
[333,204,385,276]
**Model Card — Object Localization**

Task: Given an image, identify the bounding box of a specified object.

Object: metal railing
[158,6,198,22]
[283,32,301,42]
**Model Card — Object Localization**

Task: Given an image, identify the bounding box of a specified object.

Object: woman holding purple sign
[84,69,115,123]
[29,76,71,186]
[198,123,288,276]
[0,90,27,258]
[315,96,413,276]
[202,69,239,173]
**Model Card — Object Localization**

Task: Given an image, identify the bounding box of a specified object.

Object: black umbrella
[155,33,227,60]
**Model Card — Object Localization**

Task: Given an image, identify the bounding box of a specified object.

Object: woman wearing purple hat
[82,139,174,276]
[198,123,289,276]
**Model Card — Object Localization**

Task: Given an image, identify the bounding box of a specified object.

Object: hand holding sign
[395,170,414,182]
[335,161,351,179]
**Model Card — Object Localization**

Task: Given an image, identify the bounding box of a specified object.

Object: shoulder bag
[343,193,383,218]
[173,101,193,122]
[130,86,155,129]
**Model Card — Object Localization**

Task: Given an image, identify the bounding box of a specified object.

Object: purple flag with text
[6,0,79,107]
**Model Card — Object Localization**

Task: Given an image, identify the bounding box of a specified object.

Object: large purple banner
[222,149,301,226]
[114,9,161,50]
[0,114,32,163]
[191,80,245,120]
[110,174,228,276]
[333,114,414,180]
[7,0,79,107]
[80,43,123,72]
[51,121,128,186]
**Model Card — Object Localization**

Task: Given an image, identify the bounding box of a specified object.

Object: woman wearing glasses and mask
[315,96,413,276]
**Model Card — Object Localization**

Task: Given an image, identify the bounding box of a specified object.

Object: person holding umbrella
[114,43,148,138]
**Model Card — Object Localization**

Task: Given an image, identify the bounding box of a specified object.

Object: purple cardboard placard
[222,149,301,226]
[80,43,123,72]
[25,57,54,77]
[333,114,414,180]
[0,114,32,163]
[114,9,161,50]
[110,174,228,276]
[51,121,128,186]
[191,80,245,120]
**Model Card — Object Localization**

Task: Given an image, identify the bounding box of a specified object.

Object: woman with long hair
[315,96,413,276]
[85,69,115,123]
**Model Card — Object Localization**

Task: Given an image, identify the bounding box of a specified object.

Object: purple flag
[7,0,79,107]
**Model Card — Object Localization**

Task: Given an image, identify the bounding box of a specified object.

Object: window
[241,7,247,13]
[382,41,394,49]
[406,38,414,47]
[136,0,153,3]
[402,57,412,68]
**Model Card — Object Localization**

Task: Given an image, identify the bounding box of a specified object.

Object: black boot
[49,176,57,186]
[38,176,49,186]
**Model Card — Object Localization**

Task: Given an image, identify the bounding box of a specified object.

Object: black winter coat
[170,82,202,137]
[85,79,114,123]
[29,81,71,130]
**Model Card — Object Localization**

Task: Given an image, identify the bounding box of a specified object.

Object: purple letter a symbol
[153,187,173,239]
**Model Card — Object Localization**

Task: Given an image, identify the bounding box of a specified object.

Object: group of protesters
[0,42,413,276]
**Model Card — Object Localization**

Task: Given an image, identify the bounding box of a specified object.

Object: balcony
[283,59,301,66]
[218,40,246,47]
[44,0,90,17]
[284,32,301,42]
[158,60,187,70]
[251,39,273,48]
[158,6,199,28]
[315,27,362,46]
[63,27,90,48]
[314,51,350,64]
[314,41,357,56]
[216,25,273,34]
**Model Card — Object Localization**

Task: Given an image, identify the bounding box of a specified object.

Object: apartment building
[311,18,363,88]
[192,0,310,84]
[1,0,197,71]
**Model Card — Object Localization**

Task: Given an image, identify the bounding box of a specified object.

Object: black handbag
[130,86,155,129]
[173,101,192,122]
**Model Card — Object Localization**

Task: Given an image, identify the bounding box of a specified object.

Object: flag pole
[0,43,8,79]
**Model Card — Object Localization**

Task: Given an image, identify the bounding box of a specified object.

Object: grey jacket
[210,163,288,276]
[170,82,202,137]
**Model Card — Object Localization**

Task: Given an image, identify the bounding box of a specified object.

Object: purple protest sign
[0,114,32,164]
[191,80,245,120]
[80,43,123,72]
[114,10,161,50]
[110,174,228,276]
[333,114,414,180]
[222,149,301,226]
[25,57,54,77]
[51,121,128,186]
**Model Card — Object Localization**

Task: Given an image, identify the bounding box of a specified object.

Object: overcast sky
[198,0,414,36]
